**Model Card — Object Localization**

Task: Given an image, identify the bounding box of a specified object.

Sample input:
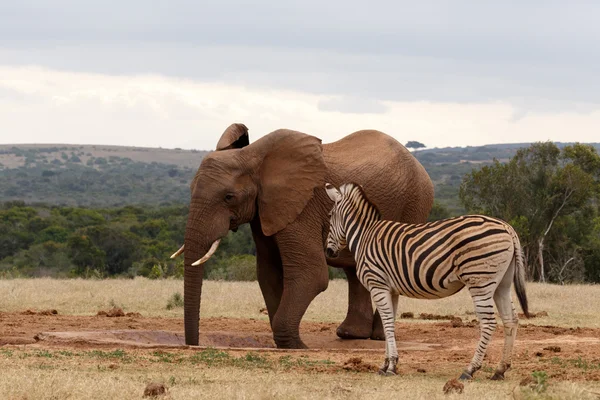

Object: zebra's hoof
[377,369,387,376]
[490,371,505,381]
[458,372,473,381]
[385,370,397,376]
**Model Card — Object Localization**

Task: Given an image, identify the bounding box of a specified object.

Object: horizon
[2,139,600,153]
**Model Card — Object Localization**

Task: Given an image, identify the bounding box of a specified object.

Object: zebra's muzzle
[326,248,339,258]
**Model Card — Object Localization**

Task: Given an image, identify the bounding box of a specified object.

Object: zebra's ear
[325,183,342,203]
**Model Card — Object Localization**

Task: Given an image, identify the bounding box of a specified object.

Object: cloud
[318,97,389,114]
[1,66,599,151]
[1,2,599,113]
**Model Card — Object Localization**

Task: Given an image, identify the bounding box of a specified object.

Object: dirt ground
[2,310,600,382]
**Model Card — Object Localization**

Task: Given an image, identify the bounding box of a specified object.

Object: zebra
[324,182,529,380]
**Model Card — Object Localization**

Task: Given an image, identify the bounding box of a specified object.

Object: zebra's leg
[491,261,519,380]
[460,288,498,380]
[370,288,398,376]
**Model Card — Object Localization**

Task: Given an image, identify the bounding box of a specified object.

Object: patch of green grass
[85,349,131,362]
[234,352,271,369]
[35,350,54,358]
[188,349,272,369]
[531,371,549,393]
[189,348,232,367]
[151,351,182,364]
[572,357,600,370]
[278,355,335,370]
[0,349,14,357]
[166,292,184,310]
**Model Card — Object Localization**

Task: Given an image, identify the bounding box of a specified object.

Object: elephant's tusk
[170,244,185,259]
[191,240,221,266]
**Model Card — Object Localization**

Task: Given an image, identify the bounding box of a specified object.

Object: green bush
[166,292,184,310]
[148,264,163,279]
[207,255,257,281]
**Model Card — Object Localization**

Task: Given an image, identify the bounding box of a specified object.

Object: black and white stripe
[325,182,529,380]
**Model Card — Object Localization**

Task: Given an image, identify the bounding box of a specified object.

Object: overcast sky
[1,1,599,150]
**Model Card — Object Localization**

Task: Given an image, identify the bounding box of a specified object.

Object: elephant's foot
[273,335,308,349]
[336,313,373,339]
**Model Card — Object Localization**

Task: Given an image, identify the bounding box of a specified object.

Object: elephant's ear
[216,123,250,151]
[258,131,327,236]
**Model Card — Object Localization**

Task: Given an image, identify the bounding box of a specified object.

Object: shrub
[166,292,184,310]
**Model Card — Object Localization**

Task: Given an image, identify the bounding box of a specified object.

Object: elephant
[174,123,434,348]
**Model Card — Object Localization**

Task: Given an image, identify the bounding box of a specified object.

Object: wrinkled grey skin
[183,124,434,348]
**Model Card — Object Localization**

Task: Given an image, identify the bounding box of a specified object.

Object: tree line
[0,202,257,280]
[460,143,600,283]
[1,142,598,283]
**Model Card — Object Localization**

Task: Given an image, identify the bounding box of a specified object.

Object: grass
[0,278,599,327]
[1,279,600,399]
[1,350,599,400]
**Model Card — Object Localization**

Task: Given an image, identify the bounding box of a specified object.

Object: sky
[1,1,599,150]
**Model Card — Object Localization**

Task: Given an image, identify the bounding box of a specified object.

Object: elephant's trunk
[183,207,224,346]
[183,242,204,345]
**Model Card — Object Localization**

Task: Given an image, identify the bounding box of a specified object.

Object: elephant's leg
[251,220,283,328]
[371,309,386,341]
[335,266,384,340]
[271,235,330,349]
[336,266,373,339]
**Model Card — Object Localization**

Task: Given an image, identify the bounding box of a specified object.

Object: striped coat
[325,182,529,380]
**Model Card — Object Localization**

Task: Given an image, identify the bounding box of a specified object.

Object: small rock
[443,378,464,395]
[39,309,58,316]
[125,312,142,318]
[400,312,414,319]
[451,318,464,328]
[417,368,426,373]
[143,382,166,397]
[342,357,378,373]
[259,307,268,315]
[97,307,125,317]
[535,351,543,357]
[543,346,561,353]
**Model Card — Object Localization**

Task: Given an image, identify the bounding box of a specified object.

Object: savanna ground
[1,279,600,399]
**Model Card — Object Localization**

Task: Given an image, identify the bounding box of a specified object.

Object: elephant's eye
[225,194,235,202]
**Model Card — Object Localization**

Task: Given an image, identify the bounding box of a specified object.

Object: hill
[1,142,599,211]
[0,144,206,207]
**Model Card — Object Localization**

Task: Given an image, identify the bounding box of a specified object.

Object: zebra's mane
[339,183,382,220]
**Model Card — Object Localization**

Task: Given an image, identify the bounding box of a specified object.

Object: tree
[428,201,452,221]
[460,142,600,282]
[405,141,426,150]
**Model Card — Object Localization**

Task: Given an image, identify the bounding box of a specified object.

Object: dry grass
[0,279,599,327]
[1,349,599,400]
[1,279,600,399]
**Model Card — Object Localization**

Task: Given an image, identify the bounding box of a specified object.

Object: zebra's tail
[511,227,530,318]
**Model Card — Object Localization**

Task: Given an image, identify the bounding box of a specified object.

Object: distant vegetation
[460,143,600,284]
[0,201,255,280]
[1,141,599,283]
[0,145,204,207]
